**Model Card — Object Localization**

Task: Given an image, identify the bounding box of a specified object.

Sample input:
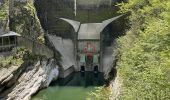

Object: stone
[0,59,59,100]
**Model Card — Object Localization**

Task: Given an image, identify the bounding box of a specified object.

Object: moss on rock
[10,0,45,43]
[0,0,9,31]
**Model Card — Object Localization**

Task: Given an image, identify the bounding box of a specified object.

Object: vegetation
[0,47,41,69]
[0,47,27,68]
[117,0,170,99]
[0,0,9,30]
[86,87,112,100]
[10,1,45,43]
[89,0,170,99]
[0,0,8,20]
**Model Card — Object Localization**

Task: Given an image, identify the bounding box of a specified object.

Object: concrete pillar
[74,0,77,16]
[100,32,103,72]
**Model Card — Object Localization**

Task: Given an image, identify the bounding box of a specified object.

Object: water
[32,72,105,100]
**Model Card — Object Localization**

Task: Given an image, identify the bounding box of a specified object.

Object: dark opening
[105,67,117,86]
[9,36,15,44]
[0,38,2,46]
[86,55,93,66]
[94,65,99,73]
[3,37,9,45]
[80,66,85,72]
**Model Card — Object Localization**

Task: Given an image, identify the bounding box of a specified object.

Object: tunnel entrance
[80,66,85,72]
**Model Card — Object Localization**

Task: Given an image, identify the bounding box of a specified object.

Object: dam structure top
[57,15,123,72]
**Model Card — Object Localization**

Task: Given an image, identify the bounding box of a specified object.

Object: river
[32,72,105,100]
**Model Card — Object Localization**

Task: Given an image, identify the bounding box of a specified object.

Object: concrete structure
[77,23,101,72]
[47,35,76,78]
[34,0,122,35]
[46,15,123,78]
[59,15,123,73]
[0,30,21,52]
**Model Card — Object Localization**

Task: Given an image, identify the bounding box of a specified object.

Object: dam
[0,0,125,78]
[47,16,123,78]
[34,0,125,78]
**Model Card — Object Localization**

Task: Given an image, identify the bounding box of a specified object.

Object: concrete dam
[34,0,125,78]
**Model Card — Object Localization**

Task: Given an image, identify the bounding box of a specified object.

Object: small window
[0,38,2,46]
[3,37,9,45]
[9,36,15,44]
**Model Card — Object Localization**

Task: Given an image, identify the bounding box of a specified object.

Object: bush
[0,47,39,68]
[117,0,170,99]
[86,87,112,100]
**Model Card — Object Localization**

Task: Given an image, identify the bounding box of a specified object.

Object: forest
[117,0,170,99]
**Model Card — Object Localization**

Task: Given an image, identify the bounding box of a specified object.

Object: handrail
[0,44,15,48]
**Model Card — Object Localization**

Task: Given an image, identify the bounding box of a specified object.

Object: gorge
[0,0,125,100]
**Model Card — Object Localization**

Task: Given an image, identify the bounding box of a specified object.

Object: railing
[0,44,16,48]
[0,44,16,52]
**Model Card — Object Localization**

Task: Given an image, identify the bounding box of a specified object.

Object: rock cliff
[0,59,58,100]
[0,0,58,99]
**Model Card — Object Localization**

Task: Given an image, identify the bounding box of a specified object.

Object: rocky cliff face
[0,59,58,100]
[0,0,45,42]
[0,0,59,99]
[0,0,10,31]
[9,0,45,43]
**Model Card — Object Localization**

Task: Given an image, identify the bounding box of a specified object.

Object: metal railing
[0,44,16,52]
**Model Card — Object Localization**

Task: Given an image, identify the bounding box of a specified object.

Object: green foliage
[0,0,9,30]
[117,0,170,99]
[0,47,27,68]
[0,47,41,68]
[86,87,112,100]
[0,0,8,20]
[10,1,45,43]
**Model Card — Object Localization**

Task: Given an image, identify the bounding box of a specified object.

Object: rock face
[110,75,122,100]
[0,59,59,100]
[9,0,45,43]
[103,40,118,79]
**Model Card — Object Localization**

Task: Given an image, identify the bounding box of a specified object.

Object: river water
[32,72,105,100]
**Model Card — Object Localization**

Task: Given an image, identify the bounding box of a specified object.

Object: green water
[32,72,105,100]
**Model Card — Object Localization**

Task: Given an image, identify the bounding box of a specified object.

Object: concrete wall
[78,40,100,53]
[34,0,120,37]
[59,66,75,78]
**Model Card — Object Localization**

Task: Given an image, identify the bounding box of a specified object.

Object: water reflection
[51,72,105,87]
[32,72,105,100]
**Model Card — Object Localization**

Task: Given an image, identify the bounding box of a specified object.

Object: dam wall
[34,0,120,38]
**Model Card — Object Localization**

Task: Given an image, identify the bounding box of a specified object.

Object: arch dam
[46,15,124,78]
